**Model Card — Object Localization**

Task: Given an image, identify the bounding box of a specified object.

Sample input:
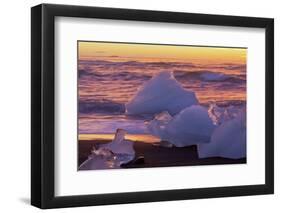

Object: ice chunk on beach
[147,105,216,147]
[146,111,173,141]
[99,129,135,156]
[198,108,246,159]
[79,151,135,170]
[79,129,135,170]
[126,71,198,116]
[78,151,116,170]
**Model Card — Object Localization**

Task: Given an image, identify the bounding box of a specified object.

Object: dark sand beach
[78,139,246,170]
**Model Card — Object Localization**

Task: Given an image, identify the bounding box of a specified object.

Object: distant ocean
[78,58,246,139]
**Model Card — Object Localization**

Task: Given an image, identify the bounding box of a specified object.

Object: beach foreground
[78,139,246,170]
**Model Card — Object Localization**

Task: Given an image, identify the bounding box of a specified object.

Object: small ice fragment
[198,108,246,159]
[99,129,135,156]
[126,71,198,116]
[79,129,135,170]
[147,111,172,142]
[78,151,117,170]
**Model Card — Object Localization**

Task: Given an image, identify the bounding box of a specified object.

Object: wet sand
[78,139,246,169]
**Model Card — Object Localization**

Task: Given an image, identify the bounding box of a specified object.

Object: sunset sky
[78,41,247,64]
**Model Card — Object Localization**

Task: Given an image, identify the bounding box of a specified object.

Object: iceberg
[126,71,198,116]
[79,129,135,170]
[147,105,216,147]
[198,108,246,159]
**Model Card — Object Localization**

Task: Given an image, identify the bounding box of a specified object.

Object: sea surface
[78,58,246,141]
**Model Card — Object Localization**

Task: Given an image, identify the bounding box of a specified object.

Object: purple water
[78,58,246,136]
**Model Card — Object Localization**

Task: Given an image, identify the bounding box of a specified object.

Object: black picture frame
[31,3,274,209]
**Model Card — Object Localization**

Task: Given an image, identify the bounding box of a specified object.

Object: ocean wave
[200,72,229,81]
[79,100,125,114]
[79,69,152,82]
[79,60,195,69]
[79,60,246,73]
[199,63,246,71]
[174,70,245,83]
[80,69,244,83]
[78,69,92,78]
[200,100,246,107]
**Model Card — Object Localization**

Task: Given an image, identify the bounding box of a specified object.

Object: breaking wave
[79,100,125,114]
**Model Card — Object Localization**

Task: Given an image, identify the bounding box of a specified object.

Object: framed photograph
[31,3,274,209]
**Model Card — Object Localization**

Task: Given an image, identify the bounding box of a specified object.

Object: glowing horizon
[78,41,247,64]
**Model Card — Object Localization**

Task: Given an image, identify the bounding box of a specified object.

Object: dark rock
[121,156,145,168]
